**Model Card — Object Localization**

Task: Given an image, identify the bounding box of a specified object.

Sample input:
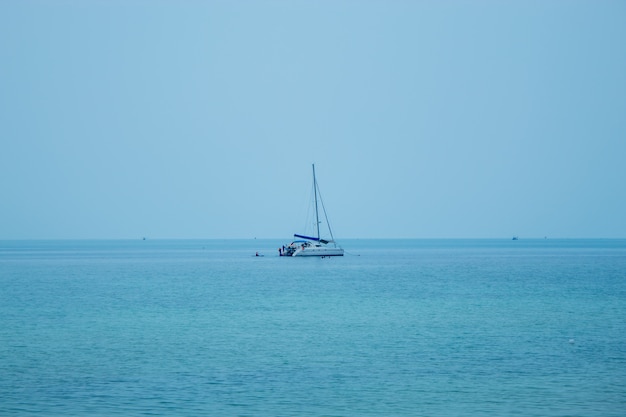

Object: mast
[313,164,320,240]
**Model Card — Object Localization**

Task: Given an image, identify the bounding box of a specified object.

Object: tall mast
[313,164,320,240]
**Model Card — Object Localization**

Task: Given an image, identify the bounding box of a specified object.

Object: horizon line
[2,236,626,241]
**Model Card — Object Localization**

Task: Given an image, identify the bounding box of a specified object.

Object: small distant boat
[512,236,519,240]
[280,164,344,257]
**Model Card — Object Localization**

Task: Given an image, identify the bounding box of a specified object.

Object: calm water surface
[1,239,625,416]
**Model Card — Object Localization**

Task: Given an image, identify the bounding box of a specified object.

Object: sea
[1,238,625,416]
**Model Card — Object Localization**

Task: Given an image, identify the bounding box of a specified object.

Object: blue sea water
[1,239,625,416]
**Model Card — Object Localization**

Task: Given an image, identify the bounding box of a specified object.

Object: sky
[1,0,625,239]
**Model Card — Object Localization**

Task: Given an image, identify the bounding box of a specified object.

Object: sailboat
[280,164,344,257]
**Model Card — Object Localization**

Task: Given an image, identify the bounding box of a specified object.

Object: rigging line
[315,180,339,247]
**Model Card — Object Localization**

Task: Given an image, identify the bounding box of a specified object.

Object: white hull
[293,246,344,257]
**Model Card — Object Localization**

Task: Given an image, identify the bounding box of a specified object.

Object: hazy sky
[1,1,625,239]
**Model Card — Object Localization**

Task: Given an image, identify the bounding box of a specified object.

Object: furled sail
[294,234,330,245]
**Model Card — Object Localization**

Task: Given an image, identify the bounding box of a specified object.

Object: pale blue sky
[1,1,625,239]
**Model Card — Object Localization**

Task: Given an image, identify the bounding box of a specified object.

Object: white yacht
[280,164,344,257]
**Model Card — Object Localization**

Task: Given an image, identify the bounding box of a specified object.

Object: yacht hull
[293,247,344,257]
